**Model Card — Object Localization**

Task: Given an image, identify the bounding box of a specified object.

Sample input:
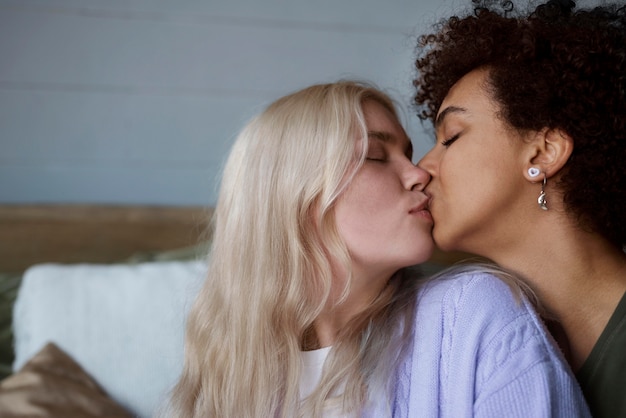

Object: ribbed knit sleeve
[390,272,591,418]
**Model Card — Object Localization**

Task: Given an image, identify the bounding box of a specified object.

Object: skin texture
[418,68,626,370]
[316,100,433,346]
[413,2,626,249]
[418,69,532,256]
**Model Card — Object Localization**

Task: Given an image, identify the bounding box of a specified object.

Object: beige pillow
[0,342,132,417]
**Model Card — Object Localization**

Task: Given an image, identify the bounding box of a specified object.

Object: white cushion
[13,260,206,418]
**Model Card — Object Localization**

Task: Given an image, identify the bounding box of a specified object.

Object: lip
[408,195,431,213]
[409,198,433,222]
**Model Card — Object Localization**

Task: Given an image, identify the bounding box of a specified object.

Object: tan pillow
[0,342,133,417]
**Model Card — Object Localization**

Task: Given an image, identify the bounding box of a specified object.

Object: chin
[413,243,435,264]
[432,230,459,253]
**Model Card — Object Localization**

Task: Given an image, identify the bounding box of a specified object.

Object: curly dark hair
[413,0,626,248]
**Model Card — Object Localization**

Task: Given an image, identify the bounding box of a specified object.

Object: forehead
[362,99,395,122]
[437,69,498,124]
[362,100,409,141]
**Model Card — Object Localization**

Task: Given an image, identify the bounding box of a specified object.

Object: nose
[417,147,437,178]
[404,161,431,192]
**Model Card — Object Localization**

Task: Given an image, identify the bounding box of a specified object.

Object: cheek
[334,173,393,239]
[433,158,476,235]
[439,149,486,193]
[334,201,373,257]
[343,171,390,212]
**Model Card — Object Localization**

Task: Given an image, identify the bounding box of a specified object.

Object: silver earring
[538,175,548,210]
[528,167,540,178]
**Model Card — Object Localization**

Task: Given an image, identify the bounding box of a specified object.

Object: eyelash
[441,133,460,147]
[366,147,387,162]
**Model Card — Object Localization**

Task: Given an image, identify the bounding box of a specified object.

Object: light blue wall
[0,0,471,205]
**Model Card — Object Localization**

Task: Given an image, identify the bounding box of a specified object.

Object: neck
[311,265,393,348]
[485,219,626,370]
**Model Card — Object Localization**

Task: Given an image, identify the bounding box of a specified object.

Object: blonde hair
[166,81,421,417]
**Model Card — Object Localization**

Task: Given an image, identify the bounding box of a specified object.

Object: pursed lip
[408,196,432,217]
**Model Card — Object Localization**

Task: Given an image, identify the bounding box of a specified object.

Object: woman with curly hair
[163,80,589,417]
[414,1,626,416]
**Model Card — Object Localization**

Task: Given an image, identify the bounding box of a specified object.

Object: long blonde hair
[166,81,421,417]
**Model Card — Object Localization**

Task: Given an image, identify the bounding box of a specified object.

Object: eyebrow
[367,130,393,142]
[367,130,413,155]
[435,106,467,129]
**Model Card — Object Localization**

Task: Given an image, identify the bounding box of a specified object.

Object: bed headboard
[0,204,473,274]
[0,205,212,273]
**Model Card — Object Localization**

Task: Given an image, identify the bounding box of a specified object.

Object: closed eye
[366,142,387,161]
[441,133,460,147]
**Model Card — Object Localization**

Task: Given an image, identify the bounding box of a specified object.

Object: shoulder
[417,268,530,318]
[411,268,585,412]
[414,268,550,363]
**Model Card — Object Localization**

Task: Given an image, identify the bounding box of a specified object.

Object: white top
[300,346,353,417]
[299,346,332,400]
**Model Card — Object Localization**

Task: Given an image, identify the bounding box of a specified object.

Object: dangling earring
[538,175,548,210]
[527,168,547,210]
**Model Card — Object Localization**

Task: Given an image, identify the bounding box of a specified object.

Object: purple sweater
[379,272,591,417]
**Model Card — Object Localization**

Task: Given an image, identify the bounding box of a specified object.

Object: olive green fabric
[124,241,210,263]
[577,290,626,418]
[0,273,22,380]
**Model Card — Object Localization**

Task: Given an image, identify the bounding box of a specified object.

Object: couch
[0,204,467,417]
[0,204,212,417]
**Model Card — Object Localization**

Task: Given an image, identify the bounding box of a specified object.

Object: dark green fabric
[124,241,210,263]
[0,273,22,380]
[577,290,626,418]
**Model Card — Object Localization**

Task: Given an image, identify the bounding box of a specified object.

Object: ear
[523,128,573,182]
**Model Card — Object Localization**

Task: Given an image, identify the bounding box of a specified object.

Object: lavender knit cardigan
[370,273,591,417]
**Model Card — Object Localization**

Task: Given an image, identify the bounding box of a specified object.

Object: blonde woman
[166,81,589,417]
